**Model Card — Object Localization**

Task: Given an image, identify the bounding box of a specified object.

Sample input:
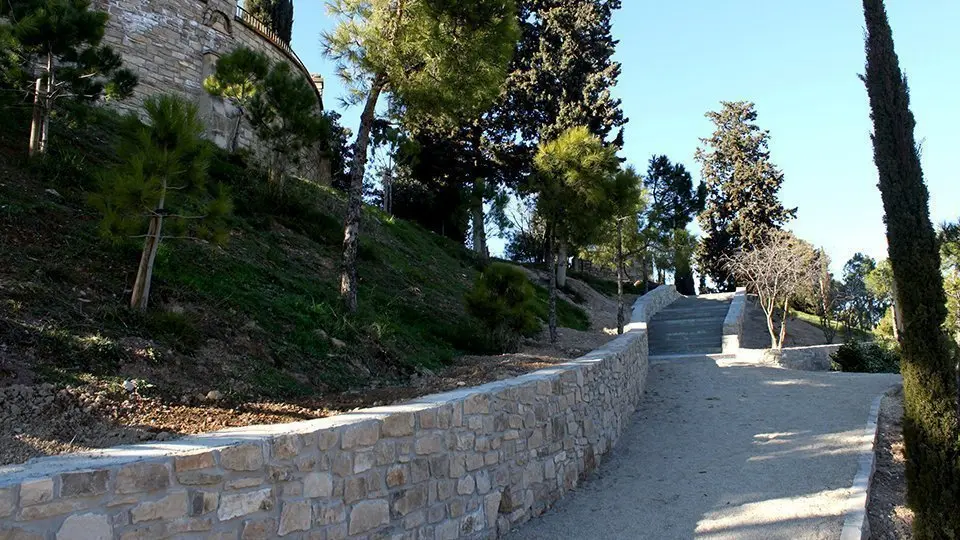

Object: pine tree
[0,0,137,156]
[533,126,619,342]
[323,0,520,312]
[861,1,960,536]
[695,101,796,292]
[92,95,231,311]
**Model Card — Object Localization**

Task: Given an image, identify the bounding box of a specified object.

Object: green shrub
[831,340,901,373]
[465,263,541,352]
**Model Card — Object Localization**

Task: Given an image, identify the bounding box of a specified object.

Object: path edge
[840,393,883,540]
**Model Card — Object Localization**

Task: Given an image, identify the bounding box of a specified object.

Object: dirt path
[510,357,901,540]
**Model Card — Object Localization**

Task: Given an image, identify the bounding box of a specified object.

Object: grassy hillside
[0,109,587,403]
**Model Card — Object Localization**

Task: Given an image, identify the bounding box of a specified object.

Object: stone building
[92,0,328,182]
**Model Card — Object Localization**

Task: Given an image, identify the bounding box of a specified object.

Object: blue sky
[291,1,959,273]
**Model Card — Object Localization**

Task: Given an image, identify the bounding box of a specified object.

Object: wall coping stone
[722,287,748,353]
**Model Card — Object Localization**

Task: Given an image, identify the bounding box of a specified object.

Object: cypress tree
[862,0,960,536]
[246,0,293,44]
[695,101,796,292]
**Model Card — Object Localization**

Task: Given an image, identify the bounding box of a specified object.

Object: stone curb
[839,394,883,540]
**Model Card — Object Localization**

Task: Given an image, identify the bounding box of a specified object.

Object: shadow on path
[509,358,900,540]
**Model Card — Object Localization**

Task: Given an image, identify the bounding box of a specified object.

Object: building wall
[93,0,326,182]
[0,288,679,539]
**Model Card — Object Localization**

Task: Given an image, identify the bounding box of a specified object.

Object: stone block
[318,430,340,451]
[115,462,170,494]
[221,444,265,472]
[354,451,376,474]
[18,478,53,506]
[18,499,96,521]
[415,433,444,455]
[174,451,216,472]
[0,527,44,540]
[130,491,188,523]
[348,499,389,535]
[382,412,415,437]
[410,458,430,483]
[342,421,380,449]
[457,474,475,495]
[177,470,224,486]
[390,484,428,517]
[56,513,112,540]
[313,501,346,526]
[218,488,273,521]
[0,487,14,517]
[241,518,277,540]
[484,491,502,529]
[271,434,302,460]
[464,394,490,415]
[60,470,109,498]
[386,465,408,488]
[226,477,264,490]
[435,519,460,540]
[190,490,219,516]
[304,472,333,498]
[277,500,311,536]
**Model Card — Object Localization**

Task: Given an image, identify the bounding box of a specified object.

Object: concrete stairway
[647,294,733,356]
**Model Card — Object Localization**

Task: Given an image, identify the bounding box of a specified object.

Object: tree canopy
[696,101,796,291]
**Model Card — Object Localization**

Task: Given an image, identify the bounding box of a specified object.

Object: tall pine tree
[695,101,796,292]
[862,1,960,536]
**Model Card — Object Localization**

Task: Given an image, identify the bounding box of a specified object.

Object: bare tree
[727,230,818,349]
[814,248,841,344]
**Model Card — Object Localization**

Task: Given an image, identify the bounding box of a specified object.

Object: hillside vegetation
[0,109,588,405]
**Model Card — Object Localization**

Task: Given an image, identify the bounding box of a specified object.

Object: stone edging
[721,287,747,354]
[839,394,883,540]
[0,286,680,539]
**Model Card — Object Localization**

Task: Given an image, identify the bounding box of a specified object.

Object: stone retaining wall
[0,288,677,539]
[93,0,328,183]
[722,287,747,354]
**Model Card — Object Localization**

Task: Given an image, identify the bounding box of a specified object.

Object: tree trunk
[28,75,43,157]
[340,75,386,312]
[763,298,778,349]
[777,296,791,349]
[131,213,164,312]
[616,221,624,335]
[470,181,487,258]
[891,280,902,343]
[556,240,568,289]
[469,123,488,259]
[230,110,244,153]
[39,52,53,155]
[548,227,558,343]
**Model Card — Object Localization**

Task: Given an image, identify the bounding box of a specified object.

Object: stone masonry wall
[93,0,325,182]
[0,288,679,539]
[722,287,747,354]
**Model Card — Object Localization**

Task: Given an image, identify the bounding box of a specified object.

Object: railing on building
[234,3,323,107]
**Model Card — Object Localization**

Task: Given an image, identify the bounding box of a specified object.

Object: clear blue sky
[291,1,959,272]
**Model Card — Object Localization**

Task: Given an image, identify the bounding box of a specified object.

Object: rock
[56,513,112,540]
[348,499,389,535]
[122,380,136,393]
[44,188,62,198]
[330,337,346,349]
[217,488,273,521]
[130,491,187,523]
[205,390,223,402]
[303,472,333,498]
[277,500,311,535]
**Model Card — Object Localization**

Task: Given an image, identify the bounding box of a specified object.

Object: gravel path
[509,357,901,540]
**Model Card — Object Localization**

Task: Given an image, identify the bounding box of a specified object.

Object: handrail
[234,3,323,108]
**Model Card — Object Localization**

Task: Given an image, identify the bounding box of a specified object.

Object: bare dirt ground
[867,386,914,539]
[740,296,830,349]
[0,274,631,467]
